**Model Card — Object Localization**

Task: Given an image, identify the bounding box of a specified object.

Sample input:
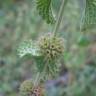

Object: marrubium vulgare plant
[18,0,67,83]
[17,0,96,95]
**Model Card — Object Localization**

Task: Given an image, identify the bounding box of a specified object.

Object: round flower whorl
[38,35,65,62]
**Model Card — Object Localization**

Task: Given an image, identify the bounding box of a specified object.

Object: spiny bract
[38,34,65,62]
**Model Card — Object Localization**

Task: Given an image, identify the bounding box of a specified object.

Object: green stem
[53,0,68,36]
[33,62,48,88]
[33,72,40,87]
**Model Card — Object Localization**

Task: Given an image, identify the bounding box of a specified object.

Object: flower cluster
[38,34,65,62]
[19,80,44,96]
[19,80,33,96]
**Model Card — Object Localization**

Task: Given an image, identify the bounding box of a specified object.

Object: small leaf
[17,40,41,57]
[34,56,45,72]
[34,56,57,74]
[81,0,96,31]
[77,35,90,47]
[36,0,56,24]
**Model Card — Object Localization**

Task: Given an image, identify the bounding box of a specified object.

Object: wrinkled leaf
[81,0,96,31]
[34,56,57,75]
[34,56,45,72]
[36,0,55,24]
[17,40,41,57]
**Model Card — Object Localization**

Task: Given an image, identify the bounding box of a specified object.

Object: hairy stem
[33,61,48,88]
[53,0,68,36]
[33,72,40,87]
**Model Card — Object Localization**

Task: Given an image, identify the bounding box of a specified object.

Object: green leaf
[81,0,96,31]
[36,0,56,24]
[34,56,57,74]
[34,56,45,72]
[17,40,41,57]
[77,35,90,47]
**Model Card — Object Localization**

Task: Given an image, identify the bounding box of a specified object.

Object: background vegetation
[0,0,96,96]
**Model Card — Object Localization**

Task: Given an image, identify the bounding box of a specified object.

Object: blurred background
[0,0,96,96]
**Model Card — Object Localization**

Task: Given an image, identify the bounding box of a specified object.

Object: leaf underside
[36,0,56,24]
[17,40,41,57]
[81,0,96,31]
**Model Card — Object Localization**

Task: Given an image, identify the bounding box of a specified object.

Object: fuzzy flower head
[19,80,45,96]
[19,80,33,96]
[38,34,65,62]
